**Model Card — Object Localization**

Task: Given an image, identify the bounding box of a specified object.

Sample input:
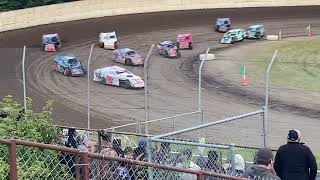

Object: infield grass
[246,38,320,91]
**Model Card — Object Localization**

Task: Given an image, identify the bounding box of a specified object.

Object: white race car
[98,31,118,49]
[93,66,144,89]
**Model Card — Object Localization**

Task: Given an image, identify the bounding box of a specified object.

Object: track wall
[0,0,320,32]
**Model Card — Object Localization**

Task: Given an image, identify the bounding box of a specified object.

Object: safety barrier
[1,0,320,32]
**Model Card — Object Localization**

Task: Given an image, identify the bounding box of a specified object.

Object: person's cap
[287,129,301,142]
[234,154,245,171]
[255,148,273,163]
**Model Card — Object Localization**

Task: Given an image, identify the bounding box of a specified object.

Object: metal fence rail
[0,138,251,180]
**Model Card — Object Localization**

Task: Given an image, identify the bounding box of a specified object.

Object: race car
[98,31,118,49]
[220,29,247,44]
[42,33,61,52]
[157,41,181,58]
[246,24,265,39]
[53,54,85,76]
[93,66,144,89]
[176,33,193,49]
[113,48,144,66]
[215,18,231,32]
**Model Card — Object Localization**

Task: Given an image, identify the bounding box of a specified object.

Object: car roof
[118,48,135,52]
[56,54,76,60]
[100,66,126,72]
[249,24,263,28]
[217,18,230,21]
[177,33,191,38]
[228,29,244,32]
[161,41,174,45]
[100,31,116,36]
[43,33,58,38]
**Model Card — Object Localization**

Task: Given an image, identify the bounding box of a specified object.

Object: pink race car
[176,33,193,49]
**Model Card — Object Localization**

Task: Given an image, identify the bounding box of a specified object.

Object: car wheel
[125,59,133,66]
[101,77,106,85]
[120,79,131,89]
[231,38,236,44]
[114,42,118,49]
[63,68,71,76]
[164,51,168,57]
[189,43,193,49]
[99,42,104,48]
[176,51,181,58]
[176,42,180,49]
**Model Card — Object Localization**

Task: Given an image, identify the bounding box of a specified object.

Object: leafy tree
[0,0,79,11]
[0,95,72,179]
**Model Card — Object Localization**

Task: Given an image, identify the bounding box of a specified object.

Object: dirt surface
[1,6,320,150]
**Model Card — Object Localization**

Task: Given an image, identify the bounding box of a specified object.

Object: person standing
[243,148,280,180]
[274,129,317,180]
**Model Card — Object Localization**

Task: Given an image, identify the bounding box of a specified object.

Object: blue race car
[42,33,61,51]
[246,25,265,39]
[53,54,85,76]
[215,18,231,32]
[220,29,247,44]
[157,41,181,58]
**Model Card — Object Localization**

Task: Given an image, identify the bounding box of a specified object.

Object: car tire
[164,51,168,57]
[64,68,71,76]
[176,51,181,58]
[101,77,106,85]
[231,38,236,44]
[99,43,104,48]
[189,43,193,49]
[119,79,131,89]
[125,59,133,66]
[114,42,118,49]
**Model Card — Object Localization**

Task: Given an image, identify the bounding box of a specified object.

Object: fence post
[147,138,153,180]
[8,141,17,180]
[262,106,267,148]
[22,46,27,113]
[82,152,90,180]
[230,143,235,173]
[75,155,80,180]
[87,44,94,130]
[196,171,204,180]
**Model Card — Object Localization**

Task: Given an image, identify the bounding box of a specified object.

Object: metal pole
[147,138,153,180]
[230,143,235,173]
[144,44,155,135]
[264,50,278,148]
[87,44,94,129]
[199,48,210,140]
[22,46,27,113]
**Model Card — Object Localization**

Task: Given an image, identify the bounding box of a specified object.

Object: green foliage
[0,0,79,12]
[0,95,71,179]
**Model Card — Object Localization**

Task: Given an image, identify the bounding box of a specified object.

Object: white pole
[199,48,210,124]
[22,46,27,112]
[264,50,278,147]
[144,44,155,135]
[87,44,94,129]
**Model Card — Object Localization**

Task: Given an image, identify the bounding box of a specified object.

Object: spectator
[204,150,225,174]
[100,132,117,157]
[133,139,147,161]
[196,156,207,169]
[115,147,135,180]
[274,129,317,180]
[203,150,225,180]
[180,149,201,180]
[76,131,88,152]
[61,128,77,177]
[113,139,124,157]
[234,154,245,176]
[243,148,280,180]
[155,142,171,164]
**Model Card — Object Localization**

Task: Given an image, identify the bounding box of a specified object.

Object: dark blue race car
[215,18,231,32]
[53,54,85,76]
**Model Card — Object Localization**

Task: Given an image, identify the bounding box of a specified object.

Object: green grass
[246,38,320,91]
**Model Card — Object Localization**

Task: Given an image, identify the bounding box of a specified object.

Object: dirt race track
[1,6,320,150]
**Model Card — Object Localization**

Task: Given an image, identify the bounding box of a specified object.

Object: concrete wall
[1,0,320,32]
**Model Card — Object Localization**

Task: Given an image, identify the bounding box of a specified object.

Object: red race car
[176,33,193,49]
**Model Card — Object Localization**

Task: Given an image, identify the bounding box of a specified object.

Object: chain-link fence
[1,138,255,180]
